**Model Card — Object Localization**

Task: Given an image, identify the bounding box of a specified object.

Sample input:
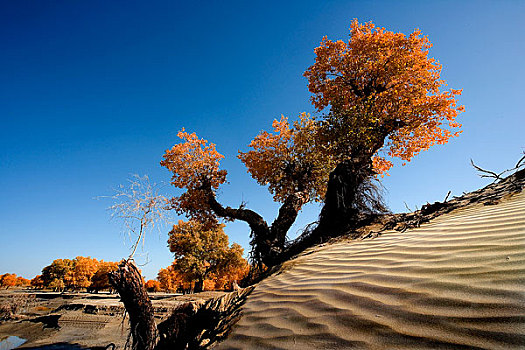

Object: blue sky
[1,0,523,281]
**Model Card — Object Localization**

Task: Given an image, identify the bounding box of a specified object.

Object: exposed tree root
[108,260,156,350]
[109,259,254,350]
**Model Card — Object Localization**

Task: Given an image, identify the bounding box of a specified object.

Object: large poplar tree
[161,19,464,267]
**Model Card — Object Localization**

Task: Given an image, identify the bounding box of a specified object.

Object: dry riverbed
[0,289,225,349]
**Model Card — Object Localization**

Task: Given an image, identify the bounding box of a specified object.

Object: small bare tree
[102,174,171,350]
[107,174,170,259]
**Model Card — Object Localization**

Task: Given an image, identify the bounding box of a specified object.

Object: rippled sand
[217,191,525,349]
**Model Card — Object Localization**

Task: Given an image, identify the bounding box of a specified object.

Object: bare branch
[516,153,525,169]
[102,174,171,260]
[470,159,500,180]
[471,153,525,183]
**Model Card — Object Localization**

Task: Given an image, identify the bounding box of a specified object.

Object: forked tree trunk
[109,260,157,350]
[278,158,373,263]
[206,186,304,268]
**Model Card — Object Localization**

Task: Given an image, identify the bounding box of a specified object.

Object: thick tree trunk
[316,157,373,237]
[278,157,377,264]
[108,260,157,350]
[194,278,204,293]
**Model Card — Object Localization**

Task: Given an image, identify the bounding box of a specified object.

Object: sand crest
[217,191,525,349]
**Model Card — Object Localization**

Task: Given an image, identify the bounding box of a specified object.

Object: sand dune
[217,190,525,349]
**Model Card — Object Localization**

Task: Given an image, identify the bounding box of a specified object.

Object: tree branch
[206,190,269,233]
[269,193,305,247]
[471,154,525,182]
[200,181,305,266]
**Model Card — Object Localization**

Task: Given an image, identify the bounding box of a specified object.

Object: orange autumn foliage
[212,259,250,291]
[304,19,464,174]
[167,220,249,292]
[238,113,334,204]
[90,261,118,292]
[0,274,31,289]
[145,280,162,292]
[30,275,44,289]
[162,21,463,213]
[64,256,100,290]
[157,265,184,292]
[0,274,18,289]
[157,260,249,293]
[40,257,119,292]
[161,129,227,226]
[161,19,464,267]
[16,276,30,287]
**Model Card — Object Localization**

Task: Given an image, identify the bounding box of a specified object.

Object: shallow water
[0,336,26,350]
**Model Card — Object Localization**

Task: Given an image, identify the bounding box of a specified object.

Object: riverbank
[0,290,225,349]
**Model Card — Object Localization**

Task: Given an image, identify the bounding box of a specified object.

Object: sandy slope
[217,190,525,349]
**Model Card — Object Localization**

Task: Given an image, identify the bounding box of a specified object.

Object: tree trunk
[269,193,304,251]
[108,260,157,350]
[194,278,204,293]
[206,186,304,268]
[316,157,373,237]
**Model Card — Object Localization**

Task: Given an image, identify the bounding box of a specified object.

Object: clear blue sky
[1,1,523,281]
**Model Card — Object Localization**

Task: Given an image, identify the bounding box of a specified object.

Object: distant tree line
[1,244,249,294]
[0,273,30,289]
[36,256,119,292]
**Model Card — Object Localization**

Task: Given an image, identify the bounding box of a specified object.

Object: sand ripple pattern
[218,191,525,349]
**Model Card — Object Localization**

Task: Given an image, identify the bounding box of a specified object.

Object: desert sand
[217,190,525,349]
[1,179,523,349]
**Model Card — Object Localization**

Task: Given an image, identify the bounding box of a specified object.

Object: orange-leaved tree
[168,220,248,292]
[145,280,162,292]
[15,276,30,287]
[30,275,44,289]
[161,118,332,266]
[302,20,463,235]
[212,246,250,291]
[64,256,100,290]
[304,19,463,172]
[157,265,184,292]
[41,259,75,291]
[162,19,463,267]
[90,261,118,292]
[0,273,18,289]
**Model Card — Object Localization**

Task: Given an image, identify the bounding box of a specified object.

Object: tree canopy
[168,220,248,292]
[161,19,464,267]
[0,274,18,289]
[304,19,464,174]
[156,265,183,293]
[40,257,118,291]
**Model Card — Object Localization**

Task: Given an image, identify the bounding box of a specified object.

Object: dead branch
[471,152,525,182]
[103,174,171,259]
